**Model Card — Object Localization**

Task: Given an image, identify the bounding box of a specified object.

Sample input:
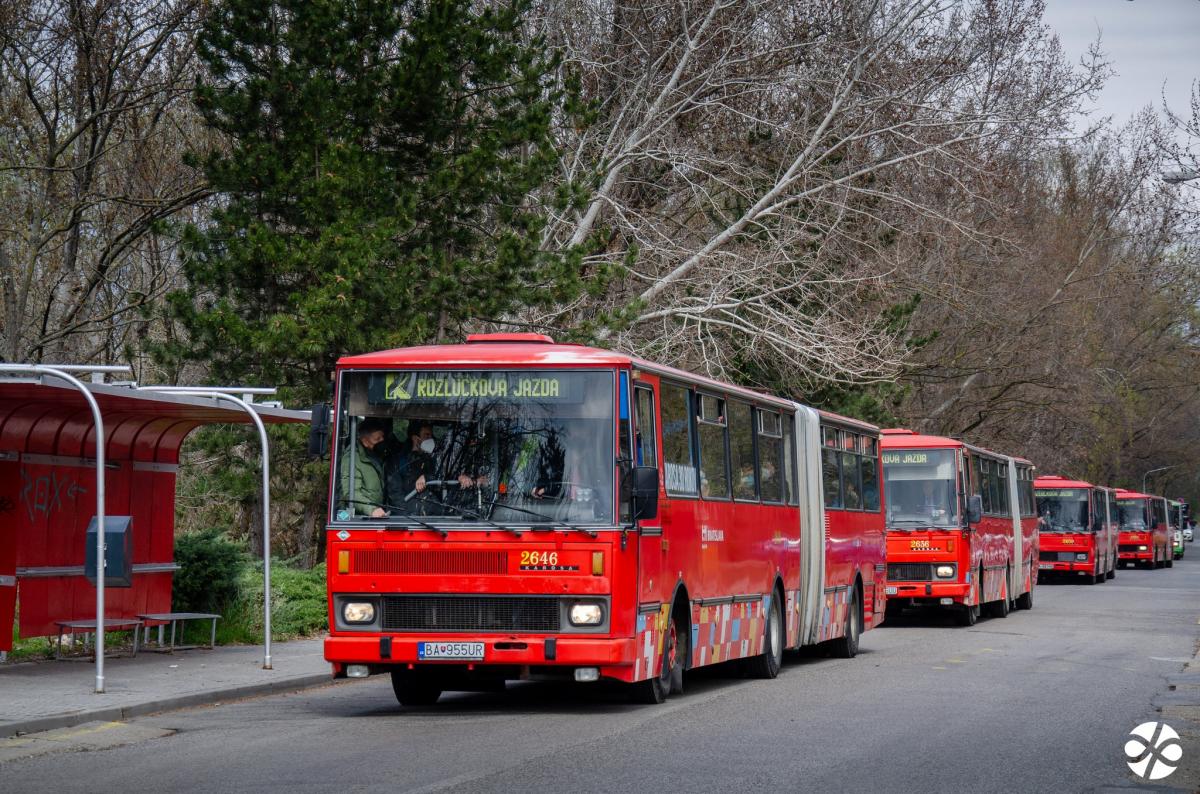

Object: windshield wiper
[492,500,599,538]
[888,518,937,529]
[407,493,518,536]
[341,499,448,537]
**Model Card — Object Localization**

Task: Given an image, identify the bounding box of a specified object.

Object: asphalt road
[3,558,1200,794]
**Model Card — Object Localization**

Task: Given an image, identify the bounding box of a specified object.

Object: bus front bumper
[885,581,970,605]
[325,635,637,674]
[1038,561,1092,573]
[1119,551,1154,561]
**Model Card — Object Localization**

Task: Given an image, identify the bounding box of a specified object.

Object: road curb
[0,672,339,739]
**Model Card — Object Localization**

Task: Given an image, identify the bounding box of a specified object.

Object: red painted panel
[0,459,17,652]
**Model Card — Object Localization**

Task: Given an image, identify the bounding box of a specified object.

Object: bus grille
[381,596,561,632]
[887,563,932,582]
[1118,544,1142,553]
[1040,551,1079,562]
[352,549,507,575]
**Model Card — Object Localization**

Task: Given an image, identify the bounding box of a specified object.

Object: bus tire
[1106,565,1115,580]
[1015,586,1033,611]
[746,589,784,679]
[991,572,1010,618]
[830,583,861,659]
[390,671,442,707]
[958,602,978,626]
[635,605,685,704]
[1167,557,1174,568]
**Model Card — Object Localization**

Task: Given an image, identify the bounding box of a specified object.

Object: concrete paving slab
[0,638,343,738]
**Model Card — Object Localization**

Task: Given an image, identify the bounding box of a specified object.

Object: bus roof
[1035,475,1101,490]
[1115,489,1156,500]
[880,428,1032,465]
[336,335,881,431]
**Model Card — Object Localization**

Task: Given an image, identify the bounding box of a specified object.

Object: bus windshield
[1117,499,1147,531]
[882,449,958,528]
[332,370,615,525]
[1035,489,1089,532]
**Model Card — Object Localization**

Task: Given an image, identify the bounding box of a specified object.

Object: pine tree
[167,0,582,399]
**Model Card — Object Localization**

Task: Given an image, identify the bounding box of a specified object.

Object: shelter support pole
[0,364,129,693]
[140,389,274,669]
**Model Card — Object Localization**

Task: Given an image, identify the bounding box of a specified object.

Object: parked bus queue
[313,333,1189,707]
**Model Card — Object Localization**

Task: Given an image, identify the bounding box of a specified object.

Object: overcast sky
[1042,0,1200,133]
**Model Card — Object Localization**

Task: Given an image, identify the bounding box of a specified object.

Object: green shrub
[173,529,248,614]
[215,560,328,645]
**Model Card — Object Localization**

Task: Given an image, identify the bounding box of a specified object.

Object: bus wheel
[831,585,861,658]
[390,671,442,707]
[635,609,684,704]
[746,592,784,678]
[957,602,978,626]
[1167,557,1174,568]
[1106,565,1115,580]
[991,575,1010,618]
[1015,585,1033,611]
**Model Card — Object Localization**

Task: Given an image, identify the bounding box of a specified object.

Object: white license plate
[1038,563,1054,570]
[418,642,485,660]
[885,586,898,596]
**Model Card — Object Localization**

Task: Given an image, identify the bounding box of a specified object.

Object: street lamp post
[1143,465,1180,494]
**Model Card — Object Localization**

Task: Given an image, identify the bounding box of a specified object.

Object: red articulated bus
[1116,489,1171,569]
[321,334,886,705]
[1033,476,1118,584]
[880,430,1037,626]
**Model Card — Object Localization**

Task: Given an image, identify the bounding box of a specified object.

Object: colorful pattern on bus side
[816,588,851,643]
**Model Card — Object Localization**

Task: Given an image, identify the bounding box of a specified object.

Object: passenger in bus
[386,420,436,506]
[339,418,389,518]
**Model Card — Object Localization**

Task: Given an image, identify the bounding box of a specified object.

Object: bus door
[632,376,666,609]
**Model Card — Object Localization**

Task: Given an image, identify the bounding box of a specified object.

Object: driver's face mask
[420,438,436,454]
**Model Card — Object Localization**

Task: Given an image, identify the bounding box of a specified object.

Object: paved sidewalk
[0,638,342,738]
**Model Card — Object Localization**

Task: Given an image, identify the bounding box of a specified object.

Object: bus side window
[861,436,880,511]
[633,386,658,468]
[783,415,800,506]
[696,394,730,499]
[997,462,1010,517]
[759,409,783,503]
[661,382,698,496]
[730,401,756,501]
[840,431,861,510]
[821,426,842,509]
[619,373,632,463]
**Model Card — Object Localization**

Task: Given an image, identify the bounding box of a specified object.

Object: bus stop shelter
[0,367,307,691]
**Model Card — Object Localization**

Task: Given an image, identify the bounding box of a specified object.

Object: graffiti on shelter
[19,468,88,523]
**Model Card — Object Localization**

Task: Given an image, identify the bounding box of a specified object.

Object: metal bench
[55,618,143,659]
[136,612,220,651]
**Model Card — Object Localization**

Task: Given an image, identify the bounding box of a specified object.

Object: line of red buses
[316,335,1179,706]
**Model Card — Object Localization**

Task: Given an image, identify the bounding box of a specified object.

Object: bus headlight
[935,565,955,579]
[342,602,376,624]
[1138,545,1148,551]
[569,603,603,626]
[1075,553,1088,562]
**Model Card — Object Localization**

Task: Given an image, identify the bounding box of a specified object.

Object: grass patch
[213,561,328,645]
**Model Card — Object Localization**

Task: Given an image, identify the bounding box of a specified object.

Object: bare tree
[0,0,208,364]
[521,0,1103,391]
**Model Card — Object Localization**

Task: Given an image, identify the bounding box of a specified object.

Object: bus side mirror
[966,495,982,526]
[633,466,660,521]
[308,403,331,459]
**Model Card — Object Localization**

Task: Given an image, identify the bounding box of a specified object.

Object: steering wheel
[403,479,460,502]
